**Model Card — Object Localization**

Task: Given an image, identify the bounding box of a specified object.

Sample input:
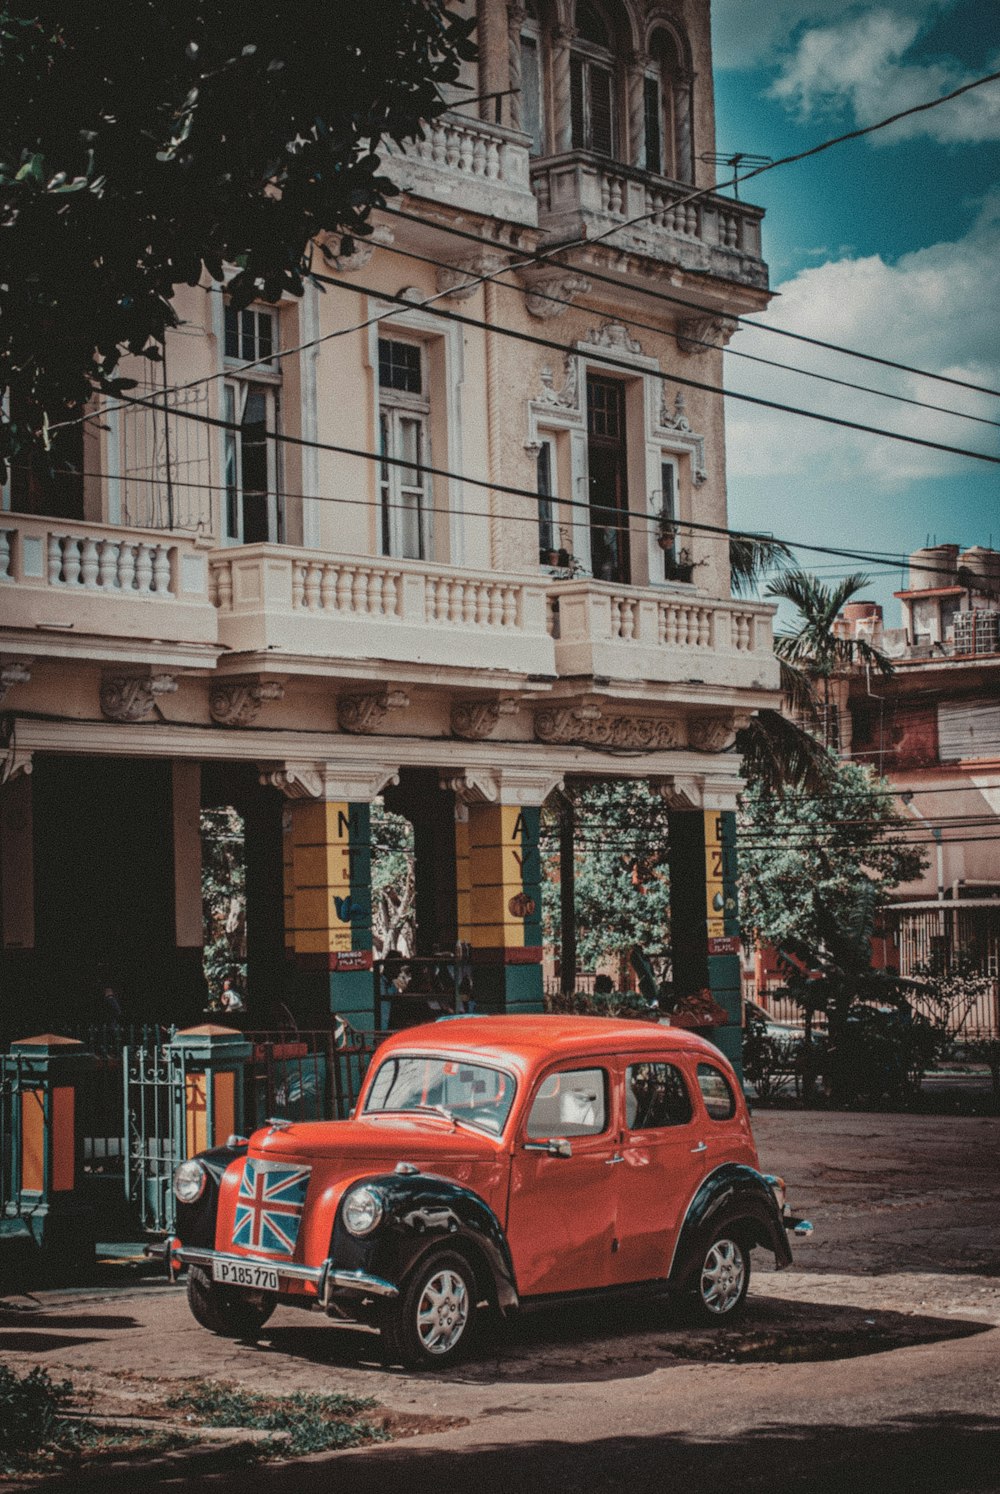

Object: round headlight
[343,1184,384,1237]
[173,1159,206,1205]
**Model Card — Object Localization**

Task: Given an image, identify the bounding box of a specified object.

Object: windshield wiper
[398,1103,492,1136]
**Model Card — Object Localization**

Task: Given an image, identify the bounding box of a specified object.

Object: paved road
[2,1110,999,1491]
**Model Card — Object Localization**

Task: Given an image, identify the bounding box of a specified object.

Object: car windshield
[364,1055,517,1135]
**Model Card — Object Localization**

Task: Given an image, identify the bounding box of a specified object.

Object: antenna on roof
[699,150,772,200]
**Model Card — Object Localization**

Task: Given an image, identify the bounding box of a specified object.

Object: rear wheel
[688,1230,750,1325]
[381,1249,478,1369]
[186,1265,276,1339]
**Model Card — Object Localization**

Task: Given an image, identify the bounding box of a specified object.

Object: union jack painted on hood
[233,1160,311,1256]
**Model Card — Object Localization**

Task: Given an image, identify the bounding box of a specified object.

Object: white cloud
[767,8,1000,145]
[712,0,946,74]
[724,199,1000,489]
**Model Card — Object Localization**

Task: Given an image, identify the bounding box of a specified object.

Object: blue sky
[712,0,1000,616]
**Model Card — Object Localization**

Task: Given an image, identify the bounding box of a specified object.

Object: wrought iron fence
[245,1025,388,1126]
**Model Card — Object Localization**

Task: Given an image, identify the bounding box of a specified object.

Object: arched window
[520,1,544,155]
[644,28,693,182]
[570,0,619,158]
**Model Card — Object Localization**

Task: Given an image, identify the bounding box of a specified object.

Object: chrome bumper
[147,1241,399,1301]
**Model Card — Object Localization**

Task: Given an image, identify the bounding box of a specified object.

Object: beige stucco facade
[0,0,780,1047]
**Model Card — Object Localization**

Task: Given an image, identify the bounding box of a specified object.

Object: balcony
[383,112,538,228]
[0,512,217,654]
[208,546,555,680]
[530,153,767,290]
[548,579,779,697]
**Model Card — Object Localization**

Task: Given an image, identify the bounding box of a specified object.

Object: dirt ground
[2,1109,999,1491]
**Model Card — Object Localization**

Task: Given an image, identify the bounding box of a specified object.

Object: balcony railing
[383,112,537,227]
[548,579,779,692]
[530,152,767,289]
[0,512,215,643]
[208,546,554,676]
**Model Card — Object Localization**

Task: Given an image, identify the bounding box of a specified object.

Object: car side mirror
[524,1137,573,1158]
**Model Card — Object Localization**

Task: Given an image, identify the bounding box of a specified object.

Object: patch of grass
[167,1380,388,1458]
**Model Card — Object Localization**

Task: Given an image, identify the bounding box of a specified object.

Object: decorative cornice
[337,690,410,735]
[534,706,683,750]
[676,315,738,356]
[0,661,31,706]
[209,679,285,728]
[259,760,400,802]
[451,698,518,741]
[100,674,177,723]
[435,252,508,302]
[523,271,591,320]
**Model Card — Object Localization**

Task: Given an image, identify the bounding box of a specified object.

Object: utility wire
[51,65,1000,434]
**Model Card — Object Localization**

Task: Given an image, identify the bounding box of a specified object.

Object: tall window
[570,1,617,157]
[7,399,84,520]
[536,437,557,560]
[586,375,629,584]
[646,29,694,182]
[223,304,282,544]
[521,3,543,155]
[378,336,431,561]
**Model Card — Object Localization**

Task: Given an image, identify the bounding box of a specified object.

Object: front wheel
[688,1231,750,1324]
[381,1249,478,1369]
[186,1265,276,1339]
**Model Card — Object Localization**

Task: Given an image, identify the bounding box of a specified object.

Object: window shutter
[938,701,1000,762]
[570,56,585,149]
[644,77,661,173]
[589,64,614,156]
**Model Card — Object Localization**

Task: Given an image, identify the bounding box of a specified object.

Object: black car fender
[330,1172,519,1313]
[175,1141,248,1249]
[669,1163,793,1287]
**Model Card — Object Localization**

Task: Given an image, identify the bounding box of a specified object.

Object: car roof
[374,1014,729,1078]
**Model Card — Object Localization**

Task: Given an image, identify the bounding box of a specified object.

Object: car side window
[625,1062,693,1129]
[526,1067,607,1138]
[696,1063,736,1121]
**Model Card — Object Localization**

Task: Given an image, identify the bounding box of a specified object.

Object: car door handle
[605,1153,625,1165]
[690,1141,707,1153]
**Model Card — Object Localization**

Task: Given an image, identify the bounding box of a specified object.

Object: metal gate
[123,1041,188,1235]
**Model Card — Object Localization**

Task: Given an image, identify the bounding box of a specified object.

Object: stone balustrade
[208,547,552,675]
[549,578,778,693]
[383,112,537,228]
[0,513,215,644]
[530,153,767,288]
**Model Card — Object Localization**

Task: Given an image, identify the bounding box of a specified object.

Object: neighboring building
[838,545,1000,1036]
[0,0,779,1065]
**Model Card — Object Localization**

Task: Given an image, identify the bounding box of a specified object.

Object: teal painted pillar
[3,1034,96,1260]
[668,809,743,1082]
[167,1025,253,1158]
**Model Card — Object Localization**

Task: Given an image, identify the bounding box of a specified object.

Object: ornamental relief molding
[687,715,740,753]
[676,315,738,356]
[582,321,644,356]
[657,386,707,486]
[534,706,684,750]
[100,674,177,723]
[534,353,580,410]
[0,661,31,706]
[209,679,285,728]
[450,698,518,742]
[522,270,591,320]
[435,252,508,302]
[337,690,410,735]
[320,223,395,273]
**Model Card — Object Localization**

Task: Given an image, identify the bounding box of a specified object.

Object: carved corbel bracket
[676,315,738,356]
[435,252,508,302]
[210,679,285,728]
[100,673,177,723]
[656,775,705,811]
[440,770,501,806]
[319,223,395,273]
[450,698,518,741]
[522,270,591,320]
[687,714,740,753]
[337,690,410,735]
[0,744,32,784]
[0,661,31,707]
[259,761,400,802]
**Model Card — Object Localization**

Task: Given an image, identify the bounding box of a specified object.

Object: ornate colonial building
[0,0,779,1067]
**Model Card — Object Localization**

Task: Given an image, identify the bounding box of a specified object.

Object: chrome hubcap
[700,1239,745,1314]
[416,1268,470,1355]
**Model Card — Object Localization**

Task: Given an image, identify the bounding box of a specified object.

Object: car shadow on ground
[253,1291,991,1385]
[175,1412,1000,1493]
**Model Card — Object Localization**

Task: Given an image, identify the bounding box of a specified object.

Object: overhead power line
[51,65,1000,435]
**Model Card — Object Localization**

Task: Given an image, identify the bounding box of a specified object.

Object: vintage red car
[164,1015,810,1367]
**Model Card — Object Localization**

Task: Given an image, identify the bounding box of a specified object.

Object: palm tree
[767,571,893,750]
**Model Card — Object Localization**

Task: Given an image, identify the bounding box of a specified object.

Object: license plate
[212,1259,280,1292]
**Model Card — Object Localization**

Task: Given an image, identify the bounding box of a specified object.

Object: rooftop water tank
[908,544,959,590]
